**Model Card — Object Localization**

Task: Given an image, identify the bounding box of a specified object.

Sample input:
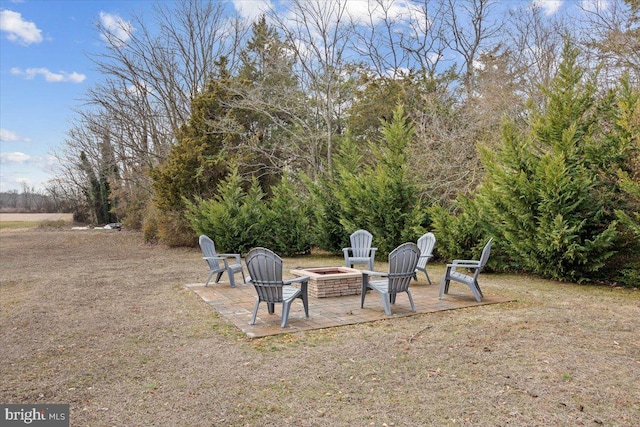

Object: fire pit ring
[290,267,363,298]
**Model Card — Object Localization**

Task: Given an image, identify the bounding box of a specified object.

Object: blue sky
[0,0,163,192]
[0,0,588,193]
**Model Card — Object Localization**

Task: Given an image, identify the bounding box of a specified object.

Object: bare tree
[269,0,355,176]
[55,0,248,225]
[351,0,449,79]
[444,0,504,97]
[92,0,244,136]
[577,0,640,87]
[504,3,569,105]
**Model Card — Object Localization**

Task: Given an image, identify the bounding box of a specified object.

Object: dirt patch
[1,230,638,426]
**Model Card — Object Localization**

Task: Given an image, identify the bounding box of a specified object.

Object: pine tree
[333,105,424,257]
[478,42,622,281]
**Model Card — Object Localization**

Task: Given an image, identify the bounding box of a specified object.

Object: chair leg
[214,271,224,284]
[360,276,369,308]
[470,281,482,302]
[228,269,236,288]
[281,301,292,328]
[438,277,447,300]
[301,293,309,319]
[250,300,260,325]
[379,291,392,316]
[267,303,275,314]
[475,280,484,298]
[425,270,432,285]
[204,271,215,287]
[406,290,416,312]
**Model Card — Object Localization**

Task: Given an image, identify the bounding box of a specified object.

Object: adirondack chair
[199,235,246,288]
[439,238,493,302]
[343,229,377,271]
[245,247,309,328]
[414,232,436,284]
[360,242,420,315]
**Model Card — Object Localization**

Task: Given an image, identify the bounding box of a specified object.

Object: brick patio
[186,273,513,338]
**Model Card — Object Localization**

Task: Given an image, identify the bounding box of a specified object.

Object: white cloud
[0,152,32,164]
[0,128,31,142]
[99,11,133,45]
[0,9,42,44]
[10,67,86,83]
[532,0,563,15]
[1,128,21,142]
[346,0,419,25]
[232,0,273,21]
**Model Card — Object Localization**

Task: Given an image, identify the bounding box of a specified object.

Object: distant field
[0,213,73,222]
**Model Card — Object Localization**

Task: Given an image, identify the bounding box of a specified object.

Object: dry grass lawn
[1,229,638,426]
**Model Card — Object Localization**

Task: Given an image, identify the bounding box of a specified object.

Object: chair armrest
[284,276,309,286]
[285,276,308,297]
[361,270,387,278]
[451,259,480,266]
[217,253,241,262]
[447,261,481,273]
[203,255,230,268]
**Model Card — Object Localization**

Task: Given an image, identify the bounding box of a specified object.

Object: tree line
[48,0,639,286]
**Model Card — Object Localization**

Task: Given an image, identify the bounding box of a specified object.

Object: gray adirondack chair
[360,242,420,315]
[439,238,493,302]
[414,232,436,284]
[245,247,309,328]
[343,229,377,271]
[199,235,246,288]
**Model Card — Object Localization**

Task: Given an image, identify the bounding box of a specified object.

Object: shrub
[315,105,426,257]
[431,42,639,285]
[185,171,311,256]
[265,174,313,256]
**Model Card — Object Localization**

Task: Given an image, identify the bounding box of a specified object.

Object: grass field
[1,229,638,426]
[0,213,74,231]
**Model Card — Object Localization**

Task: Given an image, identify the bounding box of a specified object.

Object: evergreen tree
[185,170,268,254]
[150,58,237,245]
[265,174,313,256]
[333,105,425,257]
[151,57,235,214]
[230,16,303,190]
[475,42,632,282]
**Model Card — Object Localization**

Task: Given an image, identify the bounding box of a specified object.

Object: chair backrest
[199,235,221,269]
[416,232,436,269]
[473,238,493,279]
[245,247,284,303]
[350,229,373,258]
[387,242,420,294]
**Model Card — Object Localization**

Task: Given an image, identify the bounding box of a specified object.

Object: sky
[0,0,594,193]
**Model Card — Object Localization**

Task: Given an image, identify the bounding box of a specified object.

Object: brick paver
[186,277,513,338]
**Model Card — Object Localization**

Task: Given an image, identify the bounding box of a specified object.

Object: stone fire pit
[289,267,362,298]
